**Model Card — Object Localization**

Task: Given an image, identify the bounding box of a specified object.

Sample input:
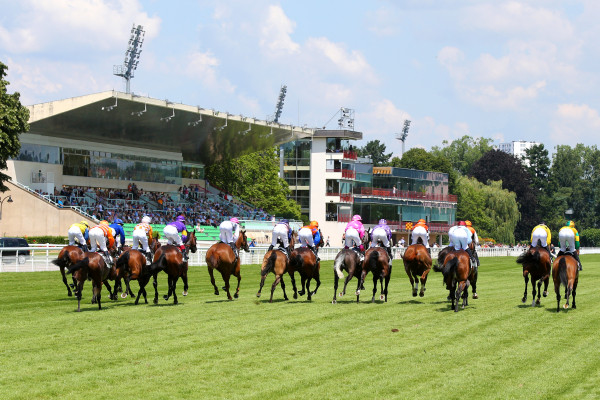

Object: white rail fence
[2,244,600,273]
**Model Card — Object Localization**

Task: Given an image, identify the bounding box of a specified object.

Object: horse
[356,238,392,303]
[148,231,197,305]
[516,243,551,307]
[66,252,117,311]
[402,240,432,297]
[114,240,161,304]
[256,231,296,303]
[205,230,250,300]
[288,229,324,301]
[552,253,579,312]
[52,245,85,297]
[331,229,371,304]
[434,248,472,312]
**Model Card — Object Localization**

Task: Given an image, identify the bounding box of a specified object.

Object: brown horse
[552,253,579,312]
[331,230,371,304]
[288,229,324,301]
[205,230,250,300]
[516,245,551,307]
[115,240,161,299]
[148,231,197,304]
[356,245,392,303]
[52,245,85,296]
[256,232,296,303]
[67,252,117,311]
[402,242,432,297]
[434,248,472,312]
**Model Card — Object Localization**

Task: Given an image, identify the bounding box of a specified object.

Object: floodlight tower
[396,119,411,157]
[337,108,355,129]
[273,85,287,123]
[113,24,145,94]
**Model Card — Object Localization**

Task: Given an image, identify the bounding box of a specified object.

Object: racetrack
[1,255,599,399]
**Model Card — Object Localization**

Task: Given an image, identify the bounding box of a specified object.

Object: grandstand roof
[26,91,314,165]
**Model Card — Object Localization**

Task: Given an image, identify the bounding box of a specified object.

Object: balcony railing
[343,150,357,160]
[325,168,356,179]
[325,192,353,203]
[353,187,457,202]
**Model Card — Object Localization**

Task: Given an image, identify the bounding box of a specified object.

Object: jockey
[558,220,582,271]
[298,220,321,258]
[268,219,292,254]
[109,218,126,252]
[68,220,90,251]
[345,215,365,253]
[531,222,551,250]
[371,218,393,260]
[219,217,241,258]
[89,220,115,265]
[132,215,154,265]
[448,221,474,264]
[163,214,189,261]
[465,220,480,267]
[411,218,430,253]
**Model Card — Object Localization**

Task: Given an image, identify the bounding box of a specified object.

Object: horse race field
[1,254,599,399]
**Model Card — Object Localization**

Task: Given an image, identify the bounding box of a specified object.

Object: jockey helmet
[114,218,124,225]
[176,215,185,222]
[465,220,472,227]
[458,221,466,226]
[80,221,89,227]
[566,220,575,228]
[352,215,362,221]
[281,219,289,224]
[142,216,151,224]
[230,217,240,224]
[310,220,319,229]
[418,218,426,224]
[378,219,387,225]
[100,220,109,225]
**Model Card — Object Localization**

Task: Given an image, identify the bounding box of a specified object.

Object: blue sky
[2,0,600,158]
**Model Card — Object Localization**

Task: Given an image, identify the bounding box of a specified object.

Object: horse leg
[543,276,549,297]
[554,279,561,312]
[181,268,189,296]
[306,277,312,301]
[383,273,391,302]
[341,273,353,297]
[419,269,430,297]
[126,276,135,297]
[454,281,463,312]
[103,280,116,301]
[471,269,478,299]
[269,274,282,303]
[153,273,159,304]
[163,276,173,301]
[333,274,339,304]
[408,272,416,297]
[288,271,298,300]
[298,274,306,297]
[572,283,577,309]
[356,270,367,303]
[371,273,378,303]
[172,276,179,305]
[234,270,241,299]
[280,276,289,301]
[61,267,73,296]
[93,282,102,310]
[564,286,571,309]
[257,275,266,298]
[535,278,543,306]
[530,277,538,307]
[463,280,470,308]
[208,267,219,296]
[76,280,84,312]
[311,271,320,297]
[522,272,529,303]
[223,272,233,301]
[379,276,385,301]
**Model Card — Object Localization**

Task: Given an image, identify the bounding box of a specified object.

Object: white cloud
[259,5,300,55]
[365,6,400,37]
[184,51,235,93]
[551,103,600,145]
[305,37,377,83]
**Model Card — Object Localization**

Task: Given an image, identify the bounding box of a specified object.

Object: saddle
[275,246,290,259]
[352,247,364,262]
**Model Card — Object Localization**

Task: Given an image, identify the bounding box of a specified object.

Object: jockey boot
[267,244,274,252]
[427,247,431,255]
[230,242,239,262]
[145,251,152,266]
[573,252,582,271]
[103,251,113,265]
[466,248,476,269]
[474,250,480,267]
[386,246,392,260]
[179,245,188,261]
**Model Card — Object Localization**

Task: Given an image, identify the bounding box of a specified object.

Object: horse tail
[116,251,130,272]
[52,250,68,269]
[261,251,277,277]
[333,254,345,279]
[67,257,89,274]
[440,257,458,279]
[537,239,543,248]
[149,254,166,274]
[558,257,568,287]
[367,249,379,271]
[416,237,423,245]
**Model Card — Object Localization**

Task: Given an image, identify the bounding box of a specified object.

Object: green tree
[523,143,550,192]
[357,140,392,166]
[206,147,301,219]
[391,148,458,193]
[0,61,29,192]
[455,176,520,245]
[430,135,494,175]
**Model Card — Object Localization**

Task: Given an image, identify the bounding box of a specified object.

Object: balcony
[343,150,357,160]
[325,168,356,179]
[326,192,353,203]
[353,187,457,203]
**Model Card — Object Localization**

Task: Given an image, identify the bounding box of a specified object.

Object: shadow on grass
[204,299,236,303]
[544,305,576,313]
[397,300,424,305]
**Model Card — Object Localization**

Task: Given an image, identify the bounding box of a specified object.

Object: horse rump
[516,247,540,265]
[557,257,568,287]
[261,251,278,277]
[434,256,457,280]
[67,257,90,274]
[333,253,345,279]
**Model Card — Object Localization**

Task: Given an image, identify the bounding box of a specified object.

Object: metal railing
[3,244,599,273]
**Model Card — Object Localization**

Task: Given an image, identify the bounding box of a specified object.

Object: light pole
[0,195,14,220]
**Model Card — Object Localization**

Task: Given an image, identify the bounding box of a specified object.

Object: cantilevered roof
[27,91,315,165]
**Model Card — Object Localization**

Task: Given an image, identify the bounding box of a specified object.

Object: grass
[1,255,599,399]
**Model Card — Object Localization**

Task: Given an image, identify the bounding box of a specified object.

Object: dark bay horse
[331,229,370,304]
[356,245,392,303]
[148,231,197,305]
[52,245,85,296]
[552,253,579,312]
[516,244,551,307]
[115,240,161,301]
[205,230,250,300]
[288,229,324,301]
[402,241,432,297]
[434,248,472,312]
[67,252,116,311]
[256,232,296,303]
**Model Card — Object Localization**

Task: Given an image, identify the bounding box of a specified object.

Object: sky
[2,0,600,158]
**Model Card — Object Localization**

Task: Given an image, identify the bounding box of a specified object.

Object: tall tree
[523,143,550,193]
[468,149,537,241]
[206,147,301,219]
[455,176,520,245]
[0,61,29,192]
[430,135,494,175]
[390,148,458,193]
[357,140,392,166]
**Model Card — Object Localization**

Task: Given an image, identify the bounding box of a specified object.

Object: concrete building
[497,140,541,165]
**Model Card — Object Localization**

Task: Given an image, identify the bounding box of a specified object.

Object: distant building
[497,140,541,165]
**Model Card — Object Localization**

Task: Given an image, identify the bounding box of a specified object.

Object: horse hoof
[68,292,72,297]
[284,296,289,301]
[163,295,169,301]
[332,299,337,304]
[412,291,417,297]
[182,291,188,296]
[419,292,425,297]
[234,293,239,299]
[339,292,343,297]
[522,297,526,303]
[174,300,178,305]
[572,304,576,309]
[153,299,158,304]
[543,291,548,297]
[380,295,384,301]
[563,304,569,309]
[256,293,261,298]
[121,292,128,299]
[473,293,478,299]
[214,291,219,296]
[355,291,361,296]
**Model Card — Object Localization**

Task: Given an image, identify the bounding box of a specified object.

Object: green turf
[1,255,599,399]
